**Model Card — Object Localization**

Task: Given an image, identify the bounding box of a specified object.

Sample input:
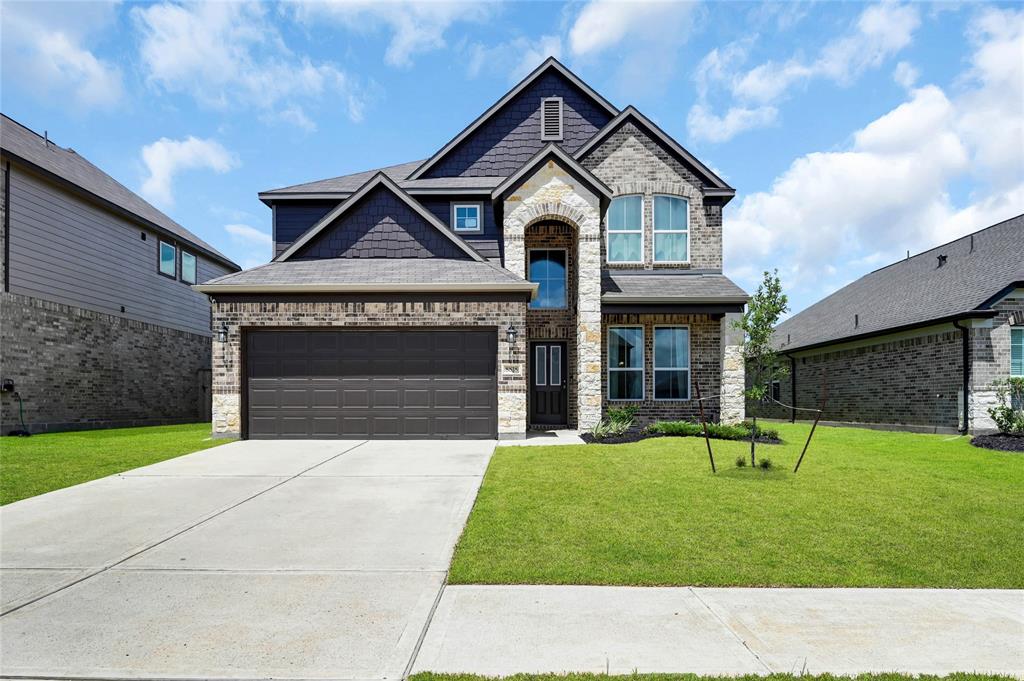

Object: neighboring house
[197,58,748,440]
[0,115,240,434]
[753,214,1024,435]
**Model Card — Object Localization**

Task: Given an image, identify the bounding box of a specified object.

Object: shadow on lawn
[715,466,793,483]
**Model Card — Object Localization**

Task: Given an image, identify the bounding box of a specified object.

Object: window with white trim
[607,195,642,263]
[653,195,689,263]
[654,326,690,400]
[452,203,482,232]
[158,240,176,278]
[608,326,643,400]
[180,251,197,285]
[1012,327,1023,376]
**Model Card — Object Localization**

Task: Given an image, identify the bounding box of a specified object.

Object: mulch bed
[581,431,783,446]
[970,433,1024,452]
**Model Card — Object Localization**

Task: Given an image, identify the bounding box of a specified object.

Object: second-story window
[452,203,482,232]
[158,240,176,278]
[654,195,689,263]
[607,195,642,263]
[181,251,197,285]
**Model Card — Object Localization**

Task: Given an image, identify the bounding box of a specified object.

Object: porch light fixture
[217,323,228,343]
[506,323,518,347]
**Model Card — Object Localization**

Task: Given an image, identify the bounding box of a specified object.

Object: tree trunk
[750,413,757,467]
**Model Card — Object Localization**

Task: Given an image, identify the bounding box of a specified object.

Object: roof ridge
[262,159,425,194]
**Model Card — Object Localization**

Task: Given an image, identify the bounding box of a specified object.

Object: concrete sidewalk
[413,585,1024,676]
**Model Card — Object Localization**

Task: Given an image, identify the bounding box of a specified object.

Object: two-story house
[197,58,748,440]
[0,115,240,434]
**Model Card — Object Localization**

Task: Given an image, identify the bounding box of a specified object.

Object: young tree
[734,270,789,466]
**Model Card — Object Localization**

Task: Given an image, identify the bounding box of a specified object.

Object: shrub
[645,420,780,442]
[589,419,612,440]
[759,458,773,470]
[735,456,747,468]
[988,377,1024,435]
[607,405,639,435]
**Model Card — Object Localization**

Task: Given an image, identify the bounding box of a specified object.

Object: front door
[530,342,567,426]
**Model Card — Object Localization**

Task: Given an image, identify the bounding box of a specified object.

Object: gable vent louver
[541,97,563,141]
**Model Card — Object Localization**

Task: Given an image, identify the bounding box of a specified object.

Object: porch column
[720,312,745,424]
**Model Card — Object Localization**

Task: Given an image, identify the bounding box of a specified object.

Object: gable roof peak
[407,58,618,181]
[492,142,613,202]
[275,170,484,263]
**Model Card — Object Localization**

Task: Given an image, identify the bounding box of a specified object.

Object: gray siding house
[198,59,748,440]
[755,215,1024,434]
[0,115,240,434]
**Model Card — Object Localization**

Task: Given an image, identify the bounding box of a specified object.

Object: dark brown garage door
[245,329,497,439]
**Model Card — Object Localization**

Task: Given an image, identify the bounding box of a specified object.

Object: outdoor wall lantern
[217,323,229,343]
[506,323,518,348]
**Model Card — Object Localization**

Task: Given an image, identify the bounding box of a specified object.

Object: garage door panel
[246,329,496,439]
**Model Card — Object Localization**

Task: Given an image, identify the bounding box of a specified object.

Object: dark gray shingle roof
[602,271,749,302]
[198,257,532,290]
[261,160,505,196]
[776,214,1024,351]
[0,114,238,270]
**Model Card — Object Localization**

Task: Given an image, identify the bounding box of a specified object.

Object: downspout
[785,353,796,423]
[4,160,10,293]
[952,320,970,434]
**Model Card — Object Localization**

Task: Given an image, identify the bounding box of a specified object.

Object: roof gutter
[778,310,997,355]
[194,282,539,297]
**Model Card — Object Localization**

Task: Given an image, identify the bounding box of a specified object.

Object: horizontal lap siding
[6,166,229,336]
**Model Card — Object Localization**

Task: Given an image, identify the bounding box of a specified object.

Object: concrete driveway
[0,438,494,680]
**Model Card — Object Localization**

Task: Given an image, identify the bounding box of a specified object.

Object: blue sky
[2,0,1022,314]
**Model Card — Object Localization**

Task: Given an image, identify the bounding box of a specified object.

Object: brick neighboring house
[196,58,749,440]
[0,115,240,434]
[751,215,1024,435]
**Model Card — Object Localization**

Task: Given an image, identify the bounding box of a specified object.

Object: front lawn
[449,422,1024,588]
[0,423,232,505]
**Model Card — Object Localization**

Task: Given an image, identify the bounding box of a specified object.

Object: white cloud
[225,223,273,269]
[293,0,495,68]
[140,137,239,208]
[892,61,919,89]
[723,8,1024,312]
[132,2,367,128]
[687,103,778,144]
[567,0,700,93]
[689,3,921,142]
[467,34,563,82]
[1,1,123,111]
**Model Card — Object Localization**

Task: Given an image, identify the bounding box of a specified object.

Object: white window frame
[1011,327,1023,377]
[608,325,645,402]
[653,325,691,401]
[770,379,782,402]
[180,250,197,285]
[527,247,569,310]
[653,194,690,264]
[540,96,563,141]
[451,202,484,233]
[606,195,644,265]
[158,240,176,279]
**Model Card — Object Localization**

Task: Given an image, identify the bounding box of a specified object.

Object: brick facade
[601,313,723,426]
[0,292,212,433]
[751,291,1024,434]
[210,298,528,438]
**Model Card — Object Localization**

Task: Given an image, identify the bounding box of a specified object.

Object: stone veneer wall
[601,313,722,426]
[580,122,721,271]
[210,298,527,438]
[524,222,579,427]
[719,313,745,424]
[502,161,603,429]
[0,292,212,433]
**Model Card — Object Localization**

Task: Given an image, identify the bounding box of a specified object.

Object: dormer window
[541,97,563,141]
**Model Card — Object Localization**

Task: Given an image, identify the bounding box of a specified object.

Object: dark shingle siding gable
[424,71,613,178]
[293,186,472,260]
[274,201,338,257]
[418,198,502,262]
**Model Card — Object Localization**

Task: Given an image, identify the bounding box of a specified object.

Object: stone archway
[502,166,602,429]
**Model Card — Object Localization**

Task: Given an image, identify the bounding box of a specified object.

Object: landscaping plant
[733,269,789,466]
[988,377,1024,435]
[645,420,780,442]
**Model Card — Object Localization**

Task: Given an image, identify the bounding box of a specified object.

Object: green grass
[411,674,1014,681]
[449,422,1024,588]
[0,423,232,505]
